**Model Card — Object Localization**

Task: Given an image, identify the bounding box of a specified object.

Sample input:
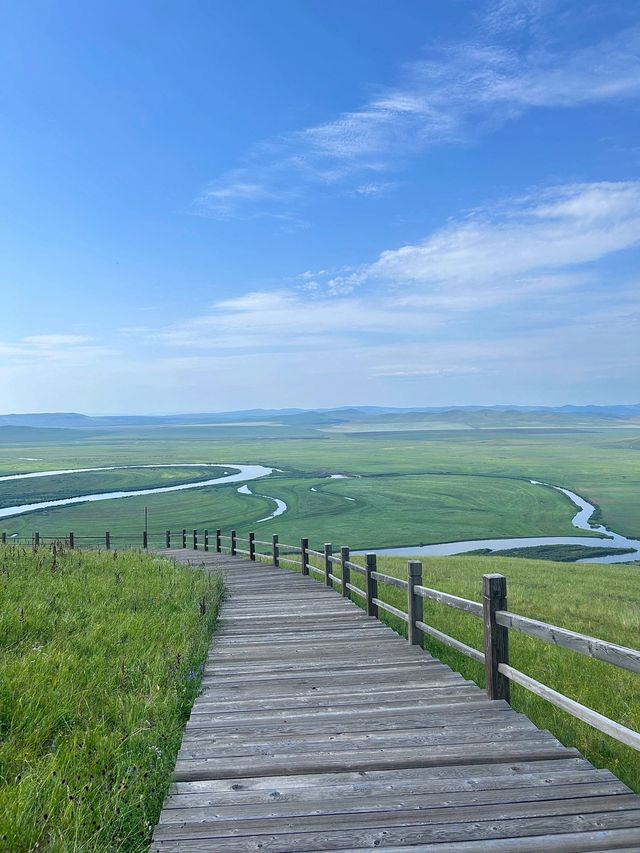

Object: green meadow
[0,414,639,846]
[0,543,222,852]
[1,418,639,548]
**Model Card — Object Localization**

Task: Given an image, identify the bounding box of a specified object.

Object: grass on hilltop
[0,544,222,852]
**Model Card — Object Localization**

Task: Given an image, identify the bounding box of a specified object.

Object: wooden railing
[3,525,639,751]
[202,529,640,753]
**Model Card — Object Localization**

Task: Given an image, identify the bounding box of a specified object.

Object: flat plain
[0,412,638,549]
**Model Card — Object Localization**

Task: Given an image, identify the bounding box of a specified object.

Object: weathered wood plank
[153,795,640,840]
[150,551,640,853]
[169,757,596,794]
[166,767,613,809]
[151,822,640,853]
[159,780,628,824]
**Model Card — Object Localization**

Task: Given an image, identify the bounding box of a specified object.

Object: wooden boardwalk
[151,552,640,852]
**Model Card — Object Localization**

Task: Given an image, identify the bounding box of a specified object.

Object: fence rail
[3,525,639,752]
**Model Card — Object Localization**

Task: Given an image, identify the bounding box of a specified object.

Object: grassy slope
[0,545,222,852]
[300,552,640,791]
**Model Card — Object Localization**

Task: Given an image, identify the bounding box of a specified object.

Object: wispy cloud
[0,334,117,365]
[195,21,640,219]
[154,179,640,399]
[22,334,92,347]
[365,181,640,289]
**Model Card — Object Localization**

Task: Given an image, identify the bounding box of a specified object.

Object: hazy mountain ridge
[1,403,639,430]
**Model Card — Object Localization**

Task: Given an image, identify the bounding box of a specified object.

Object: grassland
[1,418,639,550]
[3,422,639,548]
[0,544,222,852]
[0,465,224,510]
[293,549,640,792]
[467,544,636,561]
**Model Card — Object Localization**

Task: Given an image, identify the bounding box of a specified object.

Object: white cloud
[366,182,640,287]
[23,334,91,347]
[195,23,640,218]
[0,334,117,367]
[141,179,640,407]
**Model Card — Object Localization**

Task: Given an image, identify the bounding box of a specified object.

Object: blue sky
[1,0,639,413]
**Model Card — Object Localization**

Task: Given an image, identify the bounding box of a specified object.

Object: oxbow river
[0,465,638,563]
[357,480,640,565]
[0,463,276,519]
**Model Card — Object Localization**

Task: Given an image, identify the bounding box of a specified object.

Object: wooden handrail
[496,610,640,675]
[414,584,482,617]
[18,524,635,751]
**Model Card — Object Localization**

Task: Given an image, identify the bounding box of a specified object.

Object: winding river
[358,480,640,564]
[1,465,638,564]
[0,464,274,519]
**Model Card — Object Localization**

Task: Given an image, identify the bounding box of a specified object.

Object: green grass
[0,544,223,852]
[466,544,636,561]
[3,470,601,550]
[0,466,225,510]
[1,422,638,549]
[297,550,640,792]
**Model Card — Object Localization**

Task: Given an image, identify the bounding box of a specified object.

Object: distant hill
[0,425,104,442]
[0,403,638,432]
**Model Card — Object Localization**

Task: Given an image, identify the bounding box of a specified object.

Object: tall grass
[0,544,222,852]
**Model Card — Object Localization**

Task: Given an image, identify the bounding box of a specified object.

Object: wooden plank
[152,822,640,852]
[176,724,548,760]
[153,796,640,840]
[166,767,612,809]
[151,552,640,853]
[183,696,505,729]
[179,711,529,743]
[159,780,628,824]
[172,740,576,781]
[169,757,595,794]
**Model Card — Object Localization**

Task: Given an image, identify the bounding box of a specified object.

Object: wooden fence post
[182,529,187,549]
[483,573,510,702]
[165,529,170,548]
[366,552,378,618]
[204,529,209,552]
[407,560,424,645]
[249,532,255,560]
[231,530,237,556]
[1,532,6,544]
[272,534,279,567]
[143,530,148,550]
[216,529,221,553]
[69,532,74,549]
[341,546,350,599]
[106,531,111,550]
[34,531,40,548]
[193,529,198,550]
[300,537,309,575]
[324,543,332,587]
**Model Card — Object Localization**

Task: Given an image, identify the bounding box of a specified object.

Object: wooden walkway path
[150,552,640,852]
